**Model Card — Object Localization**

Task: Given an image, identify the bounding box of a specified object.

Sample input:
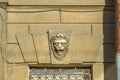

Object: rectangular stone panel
[7,11,59,23]
[70,35,88,63]
[83,35,103,62]
[92,63,104,80]
[8,0,113,6]
[61,11,114,24]
[32,33,50,63]
[7,64,29,80]
[7,24,29,43]
[6,44,24,63]
[16,34,37,63]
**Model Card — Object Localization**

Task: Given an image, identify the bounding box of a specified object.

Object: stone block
[83,36,103,62]
[70,35,88,63]
[61,11,114,24]
[32,33,50,63]
[8,0,113,6]
[6,44,24,63]
[92,63,104,80]
[7,64,29,80]
[7,24,28,43]
[16,34,37,63]
[7,11,60,23]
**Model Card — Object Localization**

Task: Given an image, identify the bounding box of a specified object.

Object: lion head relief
[50,33,69,61]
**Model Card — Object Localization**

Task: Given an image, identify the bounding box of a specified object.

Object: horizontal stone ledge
[7,11,60,23]
[7,11,114,24]
[61,11,114,24]
[0,0,114,6]
[7,6,114,13]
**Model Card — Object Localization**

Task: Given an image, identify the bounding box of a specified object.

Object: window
[30,67,91,80]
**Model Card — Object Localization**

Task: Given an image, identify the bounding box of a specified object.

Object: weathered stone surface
[0,1,116,80]
[0,4,7,80]
[30,24,91,34]
[83,36,103,62]
[0,49,4,80]
[7,64,29,80]
[7,0,113,6]
[7,24,91,43]
[7,11,60,23]
[7,24,110,63]
[16,34,37,63]
[61,11,114,24]
[7,24,29,43]
[92,63,104,80]
[70,35,88,63]
[7,6,104,12]
[32,33,50,63]
[6,44,24,63]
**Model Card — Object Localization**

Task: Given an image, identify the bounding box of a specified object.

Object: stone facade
[0,0,116,80]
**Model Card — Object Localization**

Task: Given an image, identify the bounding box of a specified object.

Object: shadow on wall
[103,0,116,80]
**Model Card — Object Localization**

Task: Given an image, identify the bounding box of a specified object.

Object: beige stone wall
[0,0,116,80]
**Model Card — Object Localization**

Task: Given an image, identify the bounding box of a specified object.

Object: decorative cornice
[0,0,114,6]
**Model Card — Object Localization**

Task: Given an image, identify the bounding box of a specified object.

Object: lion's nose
[58,43,62,47]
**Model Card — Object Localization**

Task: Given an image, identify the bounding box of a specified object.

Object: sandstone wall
[0,0,116,80]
